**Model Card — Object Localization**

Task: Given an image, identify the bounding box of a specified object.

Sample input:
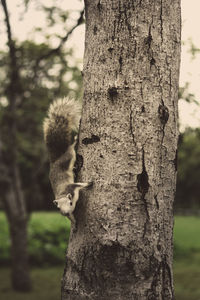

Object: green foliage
[0,3,83,210]
[0,211,71,266]
[0,211,10,264]
[179,82,199,105]
[175,128,200,209]
[28,212,70,265]
[188,38,200,60]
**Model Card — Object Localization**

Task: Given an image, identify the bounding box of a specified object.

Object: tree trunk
[2,163,31,291]
[0,0,32,291]
[62,0,181,299]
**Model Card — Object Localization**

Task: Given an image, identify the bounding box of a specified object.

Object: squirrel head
[53,194,75,215]
[53,182,93,216]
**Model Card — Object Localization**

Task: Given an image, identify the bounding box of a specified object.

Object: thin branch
[0,0,23,167]
[1,0,12,44]
[1,0,21,106]
[35,10,84,65]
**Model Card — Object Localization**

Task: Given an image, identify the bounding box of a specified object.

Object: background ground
[0,212,200,300]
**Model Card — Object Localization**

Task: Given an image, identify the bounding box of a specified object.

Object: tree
[61,0,181,299]
[175,128,200,210]
[0,0,31,291]
[0,0,83,291]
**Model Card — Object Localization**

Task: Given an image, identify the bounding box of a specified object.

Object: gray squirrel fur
[43,98,92,223]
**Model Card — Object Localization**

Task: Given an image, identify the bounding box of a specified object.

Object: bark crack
[161,257,174,299]
[145,21,157,69]
[145,25,152,50]
[170,68,177,126]
[160,0,163,43]
[154,194,159,209]
[158,102,169,126]
[82,135,100,145]
[108,86,118,102]
[97,0,103,12]
[74,154,83,179]
[129,109,136,146]
[137,148,150,236]
[173,149,178,172]
[140,84,144,100]
[119,55,123,73]
[158,98,169,147]
[137,149,149,199]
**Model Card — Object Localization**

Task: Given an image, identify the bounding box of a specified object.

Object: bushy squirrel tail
[43,98,81,162]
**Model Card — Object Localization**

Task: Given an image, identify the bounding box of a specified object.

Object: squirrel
[43,97,92,223]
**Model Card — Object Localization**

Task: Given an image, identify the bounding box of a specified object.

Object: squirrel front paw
[87,181,93,189]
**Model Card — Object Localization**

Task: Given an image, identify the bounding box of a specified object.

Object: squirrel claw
[87,181,93,189]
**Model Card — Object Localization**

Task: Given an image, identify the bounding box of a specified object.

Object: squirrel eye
[70,201,73,206]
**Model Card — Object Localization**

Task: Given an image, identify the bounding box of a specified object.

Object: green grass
[173,216,200,300]
[0,212,200,299]
[0,266,63,300]
[174,261,200,300]
[174,216,200,250]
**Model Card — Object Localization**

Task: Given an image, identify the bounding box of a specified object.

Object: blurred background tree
[176,127,200,211]
[0,0,83,291]
[175,40,200,213]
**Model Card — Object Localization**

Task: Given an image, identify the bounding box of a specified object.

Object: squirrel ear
[67,193,72,200]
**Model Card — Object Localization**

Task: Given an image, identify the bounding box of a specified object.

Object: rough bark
[62,0,181,299]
